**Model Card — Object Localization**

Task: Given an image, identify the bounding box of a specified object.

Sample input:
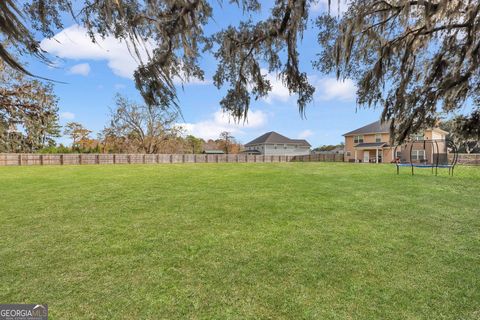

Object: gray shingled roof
[245,131,311,147]
[354,142,388,148]
[343,120,391,136]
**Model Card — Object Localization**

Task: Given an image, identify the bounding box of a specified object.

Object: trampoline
[394,139,458,176]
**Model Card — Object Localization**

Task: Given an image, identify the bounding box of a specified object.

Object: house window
[375,134,382,143]
[395,150,402,159]
[412,133,424,141]
[412,150,426,161]
[346,151,351,156]
[354,135,364,143]
[284,144,287,149]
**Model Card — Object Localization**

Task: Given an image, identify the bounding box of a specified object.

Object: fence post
[79,154,82,165]
[60,154,64,165]
[216,155,219,163]
[156,154,159,164]
[169,154,173,163]
[96,154,100,164]
[40,154,44,165]
[113,154,116,164]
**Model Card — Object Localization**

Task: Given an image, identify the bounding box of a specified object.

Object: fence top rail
[0,153,349,166]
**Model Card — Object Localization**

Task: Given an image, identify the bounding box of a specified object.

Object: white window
[412,133,424,141]
[411,150,426,161]
[395,150,402,158]
[354,135,364,143]
[346,151,351,156]
[375,134,382,143]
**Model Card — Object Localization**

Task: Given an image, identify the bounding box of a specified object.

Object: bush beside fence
[450,153,480,166]
[291,154,344,162]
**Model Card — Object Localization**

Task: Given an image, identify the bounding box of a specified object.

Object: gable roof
[245,131,311,147]
[290,139,311,146]
[344,120,449,137]
[343,120,391,136]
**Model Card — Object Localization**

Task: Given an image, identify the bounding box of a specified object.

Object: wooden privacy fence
[0,153,347,166]
[450,153,480,166]
[0,153,299,166]
[291,153,344,162]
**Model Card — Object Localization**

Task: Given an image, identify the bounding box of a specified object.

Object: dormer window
[412,133,424,141]
[354,135,364,143]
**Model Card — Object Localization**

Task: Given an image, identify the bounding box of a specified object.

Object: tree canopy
[0,56,60,152]
[316,0,480,142]
[101,95,182,154]
[1,0,479,143]
[1,0,314,119]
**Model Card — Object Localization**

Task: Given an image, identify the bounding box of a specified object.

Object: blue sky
[26,0,383,147]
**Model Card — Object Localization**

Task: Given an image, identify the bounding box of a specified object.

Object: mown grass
[0,163,479,319]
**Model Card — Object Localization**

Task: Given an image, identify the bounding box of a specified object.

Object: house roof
[354,142,388,149]
[344,120,449,137]
[240,149,261,154]
[203,149,225,154]
[343,120,391,136]
[245,131,311,147]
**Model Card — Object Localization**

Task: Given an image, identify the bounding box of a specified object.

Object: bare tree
[63,122,91,150]
[103,95,181,154]
[218,131,234,154]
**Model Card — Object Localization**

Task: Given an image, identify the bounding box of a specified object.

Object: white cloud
[262,70,291,104]
[60,112,75,120]
[114,83,126,90]
[41,25,139,78]
[68,63,90,76]
[311,0,349,14]
[298,129,314,139]
[314,77,357,101]
[179,109,267,140]
[41,24,209,85]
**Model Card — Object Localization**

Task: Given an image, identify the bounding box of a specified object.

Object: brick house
[343,120,448,163]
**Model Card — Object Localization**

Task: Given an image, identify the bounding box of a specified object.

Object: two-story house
[244,131,311,156]
[343,120,448,163]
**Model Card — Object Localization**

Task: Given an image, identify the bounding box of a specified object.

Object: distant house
[244,131,311,156]
[343,120,448,163]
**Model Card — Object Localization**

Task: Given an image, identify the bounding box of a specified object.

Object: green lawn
[0,163,479,319]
